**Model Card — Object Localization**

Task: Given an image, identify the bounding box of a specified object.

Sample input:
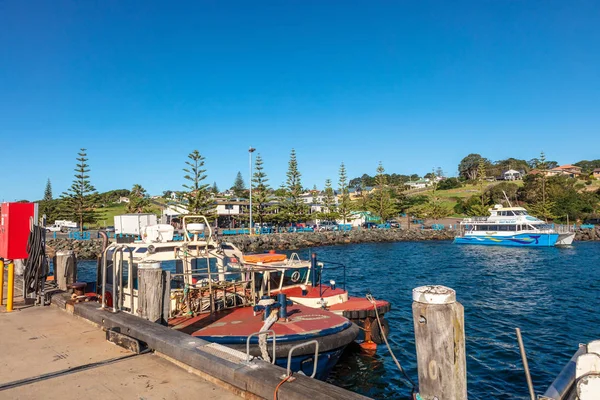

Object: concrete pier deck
[0,303,240,399]
[0,274,240,400]
[1,270,371,400]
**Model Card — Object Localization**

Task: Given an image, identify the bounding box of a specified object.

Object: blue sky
[1,1,599,201]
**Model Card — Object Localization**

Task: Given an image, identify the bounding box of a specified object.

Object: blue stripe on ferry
[454,233,558,247]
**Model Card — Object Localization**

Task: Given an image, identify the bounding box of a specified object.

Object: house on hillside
[550,164,582,178]
[529,164,582,179]
[117,196,130,203]
[348,186,374,200]
[593,168,600,179]
[502,169,523,181]
[404,179,431,190]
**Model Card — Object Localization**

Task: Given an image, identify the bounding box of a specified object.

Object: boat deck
[170,304,351,341]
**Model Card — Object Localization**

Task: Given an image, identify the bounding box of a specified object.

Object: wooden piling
[55,250,77,291]
[138,263,164,323]
[412,285,467,400]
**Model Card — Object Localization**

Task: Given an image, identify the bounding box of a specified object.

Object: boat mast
[502,190,513,208]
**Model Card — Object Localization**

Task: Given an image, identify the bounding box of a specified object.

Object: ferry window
[499,225,508,231]
[508,211,515,216]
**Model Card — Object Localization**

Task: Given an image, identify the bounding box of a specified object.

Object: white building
[503,169,523,181]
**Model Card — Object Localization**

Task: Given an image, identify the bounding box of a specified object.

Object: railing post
[412,285,467,400]
[310,253,317,287]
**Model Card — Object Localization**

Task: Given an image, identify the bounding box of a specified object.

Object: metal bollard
[7,262,15,312]
[55,250,77,291]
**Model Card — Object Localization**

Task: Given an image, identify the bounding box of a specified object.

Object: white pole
[249,147,255,235]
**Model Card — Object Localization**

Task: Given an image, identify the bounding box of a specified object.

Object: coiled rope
[23,225,49,303]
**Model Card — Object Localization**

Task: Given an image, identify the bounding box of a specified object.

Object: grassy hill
[407,181,525,217]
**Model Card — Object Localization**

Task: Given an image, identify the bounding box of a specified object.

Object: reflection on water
[291,242,600,400]
[76,242,600,399]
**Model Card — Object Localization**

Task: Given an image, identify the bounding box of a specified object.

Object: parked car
[386,220,400,229]
[317,221,338,232]
[45,224,62,232]
[362,222,378,229]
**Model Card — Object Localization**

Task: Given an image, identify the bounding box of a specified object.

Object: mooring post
[138,262,164,323]
[55,250,77,291]
[412,285,467,400]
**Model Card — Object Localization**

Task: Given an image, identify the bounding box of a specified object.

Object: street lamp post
[248,147,256,235]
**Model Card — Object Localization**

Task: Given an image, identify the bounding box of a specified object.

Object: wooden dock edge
[50,293,370,400]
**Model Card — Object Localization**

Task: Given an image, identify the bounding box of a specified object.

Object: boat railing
[182,215,214,244]
[461,217,489,223]
[553,224,575,234]
[287,252,302,265]
[169,269,255,316]
[316,260,347,293]
[285,340,319,379]
[245,330,276,363]
[100,244,135,314]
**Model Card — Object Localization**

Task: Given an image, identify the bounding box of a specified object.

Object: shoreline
[45,226,600,260]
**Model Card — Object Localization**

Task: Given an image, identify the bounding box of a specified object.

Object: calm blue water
[76,241,600,399]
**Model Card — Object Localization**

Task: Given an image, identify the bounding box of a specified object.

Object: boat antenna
[502,190,513,208]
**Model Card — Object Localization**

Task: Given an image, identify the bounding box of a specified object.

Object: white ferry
[454,204,575,247]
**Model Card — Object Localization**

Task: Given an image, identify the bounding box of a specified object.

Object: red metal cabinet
[0,202,37,260]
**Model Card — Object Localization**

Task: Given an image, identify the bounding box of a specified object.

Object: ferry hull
[454,233,559,247]
[556,232,575,246]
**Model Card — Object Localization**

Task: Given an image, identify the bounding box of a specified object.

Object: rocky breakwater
[227,228,456,253]
[46,239,104,260]
[574,226,600,241]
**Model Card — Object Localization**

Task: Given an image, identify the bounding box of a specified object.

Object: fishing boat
[97,215,362,379]
[454,204,575,247]
[219,245,392,347]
